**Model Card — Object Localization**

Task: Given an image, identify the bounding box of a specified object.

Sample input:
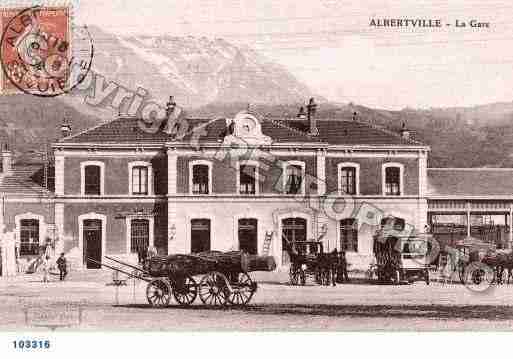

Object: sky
[76,0,513,110]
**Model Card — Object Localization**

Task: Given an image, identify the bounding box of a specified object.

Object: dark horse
[315,249,341,286]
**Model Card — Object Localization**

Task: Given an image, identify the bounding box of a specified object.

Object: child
[56,253,68,281]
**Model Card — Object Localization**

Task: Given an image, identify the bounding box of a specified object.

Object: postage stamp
[0,4,92,96]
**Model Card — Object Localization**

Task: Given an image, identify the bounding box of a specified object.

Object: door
[282,218,307,265]
[238,218,258,254]
[83,219,102,269]
[191,219,211,253]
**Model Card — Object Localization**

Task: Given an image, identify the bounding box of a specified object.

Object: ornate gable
[224,111,272,146]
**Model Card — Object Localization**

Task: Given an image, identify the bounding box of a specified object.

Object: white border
[80,161,105,196]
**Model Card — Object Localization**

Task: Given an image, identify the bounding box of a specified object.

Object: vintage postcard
[0,0,513,347]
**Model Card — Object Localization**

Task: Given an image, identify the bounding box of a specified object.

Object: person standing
[41,255,50,283]
[56,253,67,281]
[337,250,350,283]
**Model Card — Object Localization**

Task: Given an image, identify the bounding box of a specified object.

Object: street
[1,271,513,330]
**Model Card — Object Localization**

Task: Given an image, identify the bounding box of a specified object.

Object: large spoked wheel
[228,272,256,306]
[172,275,198,306]
[146,279,171,307]
[199,271,230,306]
[462,261,495,292]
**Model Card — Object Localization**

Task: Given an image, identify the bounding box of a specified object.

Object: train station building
[1,106,513,274]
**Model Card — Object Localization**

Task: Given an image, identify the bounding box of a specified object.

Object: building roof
[0,164,52,196]
[58,115,423,147]
[427,168,513,197]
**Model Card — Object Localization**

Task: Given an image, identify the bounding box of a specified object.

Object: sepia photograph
[0,0,513,355]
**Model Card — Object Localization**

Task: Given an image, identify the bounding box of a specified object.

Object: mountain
[86,26,319,109]
[1,26,513,168]
[0,27,319,157]
[0,95,99,158]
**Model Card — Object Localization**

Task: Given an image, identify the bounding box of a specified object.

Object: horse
[315,249,342,287]
[482,251,513,285]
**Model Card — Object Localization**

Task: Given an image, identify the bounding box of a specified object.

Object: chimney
[1,144,12,175]
[60,119,71,138]
[307,97,318,135]
[400,122,410,140]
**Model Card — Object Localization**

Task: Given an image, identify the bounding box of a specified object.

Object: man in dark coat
[337,250,350,283]
[56,252,67,281]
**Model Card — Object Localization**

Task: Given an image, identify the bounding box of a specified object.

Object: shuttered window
[340,218,358,252]
[19,219,40,256]
[84,165,101,195]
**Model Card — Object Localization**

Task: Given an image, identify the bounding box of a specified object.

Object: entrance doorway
[238,218,258,254]
[83,219,102,269]
[191,219,211,253]
[281,217,307,265]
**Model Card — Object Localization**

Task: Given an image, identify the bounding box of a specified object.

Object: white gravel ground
[0,270,512,331]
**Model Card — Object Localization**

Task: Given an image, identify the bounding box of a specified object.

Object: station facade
[1,107,512,273]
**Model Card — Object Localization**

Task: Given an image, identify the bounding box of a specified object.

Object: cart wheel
[425,270,430,285]
[146,279,171,307]
[172,275,198,306]
[227,272,256,306]
[198,271,230,306]
[463,261,494,292]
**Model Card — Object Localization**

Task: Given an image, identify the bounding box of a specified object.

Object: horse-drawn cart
[373,232,431,284]
[90,251,276,307]
[286,241,338,286]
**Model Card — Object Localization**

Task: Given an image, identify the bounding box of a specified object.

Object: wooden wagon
[89,251,276,307]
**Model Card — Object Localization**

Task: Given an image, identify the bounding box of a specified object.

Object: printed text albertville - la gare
[370,18,442,27]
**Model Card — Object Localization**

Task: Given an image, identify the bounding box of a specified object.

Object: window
[132,166,148,195]
[340,218,358,252]
[239,164,256,195]
[340,167,356,194]
[130,219,150,254]
[19,219,40,256]
[190,161,212,194]
[81,161,104,196]
[84,165,101,195]
[284,162,304,194]
[191,219,211,253]
[383,163,403,196]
